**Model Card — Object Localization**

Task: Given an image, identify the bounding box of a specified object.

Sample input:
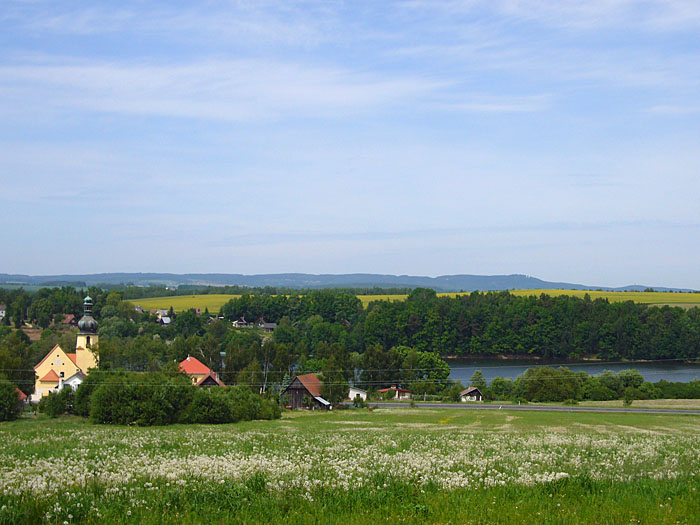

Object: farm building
[377,385,412,400]
[179,355,225,386]
[460,387,483,402]
[348,386,367,401]
[31,296,98,402]
[283,373,331,410]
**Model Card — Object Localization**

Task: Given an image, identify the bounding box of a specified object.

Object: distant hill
[0,272,695,293]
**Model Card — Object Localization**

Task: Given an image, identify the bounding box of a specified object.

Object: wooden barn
[283,373,331,410]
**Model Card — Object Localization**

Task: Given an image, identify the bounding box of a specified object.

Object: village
[26,296,483,414]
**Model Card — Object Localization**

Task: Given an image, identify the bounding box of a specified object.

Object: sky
[1,1,699,288]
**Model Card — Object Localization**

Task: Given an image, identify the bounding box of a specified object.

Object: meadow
[131,289,700,312]
[2,409,700,524]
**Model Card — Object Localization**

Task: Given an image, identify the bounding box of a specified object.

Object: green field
[2,409,700,524]
[130,289,700,312]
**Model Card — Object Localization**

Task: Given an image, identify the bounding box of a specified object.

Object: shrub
[90,372,194,426]
[39,387,74,417]
[0,381,22,421]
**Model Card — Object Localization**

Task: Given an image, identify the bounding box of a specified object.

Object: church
[31,296,99,402]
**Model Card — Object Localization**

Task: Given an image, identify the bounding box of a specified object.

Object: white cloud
[0,58,442,121]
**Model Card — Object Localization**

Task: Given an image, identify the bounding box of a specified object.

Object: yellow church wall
[33,345,82,400]
[76,334,99,371]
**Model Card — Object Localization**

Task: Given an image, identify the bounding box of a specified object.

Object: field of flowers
[2,409,700,524]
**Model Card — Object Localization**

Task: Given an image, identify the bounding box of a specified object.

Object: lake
[446,357,700,384]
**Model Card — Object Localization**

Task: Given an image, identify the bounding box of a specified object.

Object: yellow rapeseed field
[129,289,700,312]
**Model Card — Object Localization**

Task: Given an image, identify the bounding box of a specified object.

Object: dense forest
[1,286,700,400]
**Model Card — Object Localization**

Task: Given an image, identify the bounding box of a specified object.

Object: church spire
[78,296,98,334]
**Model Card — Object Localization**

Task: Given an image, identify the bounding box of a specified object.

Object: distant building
[160,316,171,326]
[348,386,367,401]
[0,304,6,321]
[260,322,277,333]
[283,373,331,410]
[377,385,412,400]
[459,387,483,402]
[179,355,225,386]
[32,296,99,402]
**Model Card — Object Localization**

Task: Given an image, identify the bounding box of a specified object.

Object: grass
[128,289,700,312]
[2,409,700,523]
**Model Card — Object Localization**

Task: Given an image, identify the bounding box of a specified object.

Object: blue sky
[1,1,699,288]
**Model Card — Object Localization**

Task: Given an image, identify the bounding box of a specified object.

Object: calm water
[447,358,700,383]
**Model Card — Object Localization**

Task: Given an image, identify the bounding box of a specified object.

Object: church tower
[76,296,98,371]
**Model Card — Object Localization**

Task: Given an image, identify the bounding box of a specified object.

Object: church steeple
[76,295,98,371]
[78,296,98,334]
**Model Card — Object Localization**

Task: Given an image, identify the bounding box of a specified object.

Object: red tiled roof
[61,314,76,324]
[179,355,211,375]
[39,370,60,382]
[377,386,412,393]
[296,373,322,397]
[66,353,77,365]
[15,388,27,401]
[195,372,226,387]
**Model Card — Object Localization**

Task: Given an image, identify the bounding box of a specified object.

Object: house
[260,322,277,333]
[459,386,483,402]
[232,317,249,328]
[0,304,6,321]
[59,314,78,326]
[179,355,225,386]
[377,385,412,400]
[32,296,99,402]
[152,309,169,321]
[283,373,331,410]
[15,388,27,410]
[134,305,144,314]
[160,316,171,326]
[348,386,367,401]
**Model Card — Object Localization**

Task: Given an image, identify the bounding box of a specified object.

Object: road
[365,402,700,415]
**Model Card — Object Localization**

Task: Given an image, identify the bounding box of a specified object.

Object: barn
[283,373,331,410]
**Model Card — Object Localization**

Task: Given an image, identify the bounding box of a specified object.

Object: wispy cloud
[0,58,442,121]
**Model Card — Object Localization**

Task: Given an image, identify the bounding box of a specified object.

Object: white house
[348,386,367,401]
[459,387,483,402]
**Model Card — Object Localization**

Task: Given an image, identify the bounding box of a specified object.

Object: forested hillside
[2,286,700,398]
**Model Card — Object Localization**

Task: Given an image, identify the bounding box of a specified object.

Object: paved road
[365,402,700,415]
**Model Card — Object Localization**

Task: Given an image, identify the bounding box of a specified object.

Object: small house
[179,355,225,386]
[0,304,6,321]
[260,322,277,333]
[348,386,367,401]
[377,385,412,400]
[459,386,483,402]
[283,373,331,410]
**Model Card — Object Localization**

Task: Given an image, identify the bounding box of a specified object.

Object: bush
[74,370,127,417]
[90,372,194,426]
[39,387,74,417]
[0,381,22,421]
[89,373,281,426]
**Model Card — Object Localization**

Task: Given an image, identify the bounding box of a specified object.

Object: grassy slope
[129,289,700,312]
[2,410,700,524]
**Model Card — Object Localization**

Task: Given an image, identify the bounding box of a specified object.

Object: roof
[349,386,367,393]
[179,355,211,375]
[161,317,171,324]
[195,372,226,387]
[66,353,77,365]
[314,396,331,406]
[459,387,482,396]
[64,371,86,382]
[39,369,60,382]
[15,388,27,401]
[377,386,412,393]
[296,373,322,397]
